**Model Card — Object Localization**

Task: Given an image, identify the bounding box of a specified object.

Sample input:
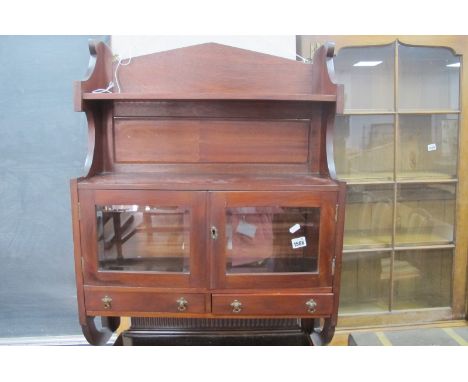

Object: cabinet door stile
[209,191,228,289]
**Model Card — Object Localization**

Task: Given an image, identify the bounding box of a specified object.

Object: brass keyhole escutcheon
[177,297,188,312]
[305,299,317,313]
[102,295,112,310]
[230,300,242,313]
[211,226,218,240]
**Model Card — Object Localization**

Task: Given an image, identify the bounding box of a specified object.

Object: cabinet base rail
[81,316,335,346]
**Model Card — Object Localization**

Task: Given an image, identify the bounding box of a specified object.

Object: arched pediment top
[76,40,342,103]
[332,38,461,60]
[114,41,341,97]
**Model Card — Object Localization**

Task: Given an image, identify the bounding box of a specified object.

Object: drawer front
[212,293,334,316]
[85,288,207,314]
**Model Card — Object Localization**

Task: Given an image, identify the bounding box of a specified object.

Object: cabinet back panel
[114,101,321,119]
[114,119,310,164]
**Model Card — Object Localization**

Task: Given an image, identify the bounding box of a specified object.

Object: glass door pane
[340,251,391,314]
[398,44,460,111]
[345,185,394,249]
[334,44,394,112]
[396,183,455,246]
[97,205,190,272]
[393,248,453,309]
[334,115,394,181]
[398,114,459,180]
[226,207,320,274]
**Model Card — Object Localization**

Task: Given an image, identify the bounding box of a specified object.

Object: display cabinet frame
[297,35,468,327]
[71,40,346,345]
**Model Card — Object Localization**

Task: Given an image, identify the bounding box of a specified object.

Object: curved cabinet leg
[300,318,315,334]
[310,318,335,346]
[81,316,119,346]
[102,316,121,333]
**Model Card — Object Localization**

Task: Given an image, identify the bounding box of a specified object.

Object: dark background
[0,35,108,337]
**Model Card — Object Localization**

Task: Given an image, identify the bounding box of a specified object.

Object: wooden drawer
[212,293,334,316]
[84,288,207,314]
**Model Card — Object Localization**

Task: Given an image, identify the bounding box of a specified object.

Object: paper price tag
[289,223,301,234]
[236,220,257,238]
[291,236,307,249]
[427,143,437,152]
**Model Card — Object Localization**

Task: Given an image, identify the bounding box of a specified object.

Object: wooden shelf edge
[339,177,458,185]
[343,243,455,253]
[81,92,337,102]
[341,109,461,115]
[337,307,454,328]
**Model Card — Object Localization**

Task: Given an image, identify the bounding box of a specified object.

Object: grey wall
[0,36,108,337]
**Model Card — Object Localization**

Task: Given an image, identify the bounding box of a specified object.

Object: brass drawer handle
[101,295,112,310]
[177,297,188,312]
[306,299,317,313]
[230,299,242,313]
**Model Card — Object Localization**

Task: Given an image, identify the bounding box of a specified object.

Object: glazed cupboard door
[209,191,337,289]
[78,189,206,288]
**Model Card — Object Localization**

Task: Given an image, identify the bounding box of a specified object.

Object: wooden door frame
[297,35,468,324]
[209,190,337,290]
[78,188,207,288]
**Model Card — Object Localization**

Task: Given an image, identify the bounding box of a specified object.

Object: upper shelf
[75,41,343,112]
[81,92,338,102]
[77,172,341,191]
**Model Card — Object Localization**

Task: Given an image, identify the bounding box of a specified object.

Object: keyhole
[211,226,218,240]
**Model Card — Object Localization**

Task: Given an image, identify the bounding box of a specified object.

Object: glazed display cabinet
[71,41,346,345]
[298,36,467,327]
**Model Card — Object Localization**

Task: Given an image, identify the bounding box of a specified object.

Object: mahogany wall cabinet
[71,41,345,345]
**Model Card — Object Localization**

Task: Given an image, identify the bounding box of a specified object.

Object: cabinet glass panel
[396,184,455,246]
[398,114,459,180]
[96,205,190,272]
[226,207,320,274]
[340,251,390,314]
[334,44,394,112]
[393,248,453,309]
[345,185,394,249]
[398,44,460,111]
[334,115,394,181]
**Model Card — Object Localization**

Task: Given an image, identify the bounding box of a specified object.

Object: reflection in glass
[340,251,390,313]
[344,185,394,249]
[226,207,320,273]
[96,205,190,272]
[393,249,453,309]
[396,184,455,246]
[398,44,460,111]
[334,115,394,181]
[398,114,459,180]
[334,44,394,112]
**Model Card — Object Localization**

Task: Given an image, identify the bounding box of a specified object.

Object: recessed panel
[114,119,309,164]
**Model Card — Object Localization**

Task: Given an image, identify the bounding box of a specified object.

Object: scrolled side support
[81,316,121,346]
[310,318,336,346]
[74,39,113,112]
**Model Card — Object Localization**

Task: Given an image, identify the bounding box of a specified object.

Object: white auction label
[291,236,307,249]
[427,143,437,152]
[236,220,257,238]
[289,223,301,234]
